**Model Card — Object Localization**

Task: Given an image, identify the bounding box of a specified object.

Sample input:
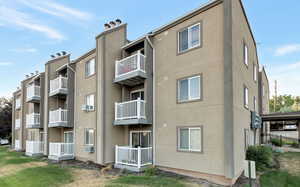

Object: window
[244,86,249,109]
[84,129,94,145]
[85,58,95,77]
[178,23,201,53]
[253,96,257,112]
[178,75,201,102]
[130,90,144,100]
[64,131,73,143]
[253,64,257,81]
[244,43,248,66]
[85,94,95,108]
[262,84,265,97]
[178,127,202,152]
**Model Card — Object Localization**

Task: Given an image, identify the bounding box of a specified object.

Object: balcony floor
[25,152,44,157]
[26,96,40,103]
[49,88,68,97]
[114,163,151,172]
[48,155,74,161]
[113,118,150,126]
[26,124,42,129]
[114,71,146,86]
[48,122,71,128]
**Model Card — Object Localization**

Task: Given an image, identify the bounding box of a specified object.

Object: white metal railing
[115,98,146,121]
[49,75,68,94]
[115,146,152,168]
[26,141,44,154]
[49,143,74,157]
[15,140,20,150]
[26,113,40,128]
[15,98,21,109]
[115,51,145,78]
[49,108,68,125]
[15,119,21,129]
[26,85,40,100]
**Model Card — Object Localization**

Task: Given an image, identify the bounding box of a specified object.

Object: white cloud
[0,62,13,66]
[11,48,37,53]
[275,44,300,56]
[19,0,93,21]
[0,6,65,40]
[268,61,300,96]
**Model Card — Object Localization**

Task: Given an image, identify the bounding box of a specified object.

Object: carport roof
[262,112,300,121]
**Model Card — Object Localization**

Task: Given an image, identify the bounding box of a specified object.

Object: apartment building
[11,0,270,185]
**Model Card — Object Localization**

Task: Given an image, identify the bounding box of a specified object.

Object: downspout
[146,34,155,165]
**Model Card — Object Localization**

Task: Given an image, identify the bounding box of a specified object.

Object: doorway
[130,131,152,148]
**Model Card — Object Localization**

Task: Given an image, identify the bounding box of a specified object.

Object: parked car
[0,139,9,145]
[283,125,297,131]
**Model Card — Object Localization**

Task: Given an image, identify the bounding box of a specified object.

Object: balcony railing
[49,76,68,96]
[26,85,40,102]
[26,141,44,156]
[15,119,20,129]
[49,108,68,127]
[15,140,20,150]
[49,143,74,160]
[115,99,146,121]
[115,51,146,79]
[26,113,40,128]
[115,146,152,168]
[15,98,21,109]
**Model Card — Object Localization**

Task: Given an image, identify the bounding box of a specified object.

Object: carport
[261,112,300,143]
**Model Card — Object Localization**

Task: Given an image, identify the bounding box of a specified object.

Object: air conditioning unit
[87,105,95,111]
[84,145,95,153]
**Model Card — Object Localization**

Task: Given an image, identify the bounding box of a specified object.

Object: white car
[283,125,297,131]
[0,139,9,145]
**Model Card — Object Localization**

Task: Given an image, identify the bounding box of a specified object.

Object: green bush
[291,142,299,148]
[246,146,274,171]
[144,166,158,176]
[271,138,282,146]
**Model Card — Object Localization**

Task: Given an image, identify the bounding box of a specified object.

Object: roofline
[72,48,96,64]
[95,23,127,39]
[45,54,70,65]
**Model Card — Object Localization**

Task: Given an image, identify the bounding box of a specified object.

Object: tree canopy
[269,95,300,113]
[0,97,12,139]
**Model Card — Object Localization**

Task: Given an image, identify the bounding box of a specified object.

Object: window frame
[85,58,95,77]
[84,128,95,146]
[177,126,203,153]
[253,63,257,82]
[177,74,202,103]
[243,42,249,67]
[244,85,249,109]
[253,96,257,112]
[85,94,95,111]
[177,22,202,54]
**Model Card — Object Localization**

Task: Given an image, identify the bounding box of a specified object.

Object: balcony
[114,51,147,86]
[15,119,20,129]
[26,85,40,102]
[15,140,21,150]
[49,108,69,127]
[26,113,41,128]
[114,99,148,125]
[15,98,21,110]
[25,141,44,156]
[49,76,68,97]
[115,146,152,172]
[48,143,74,161]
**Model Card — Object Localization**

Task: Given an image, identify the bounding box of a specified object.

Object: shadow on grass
[0,165,73,187]
[260,170,300,187]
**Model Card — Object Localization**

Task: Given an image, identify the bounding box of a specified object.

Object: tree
[0,97,12,141]
[269,95,298,112]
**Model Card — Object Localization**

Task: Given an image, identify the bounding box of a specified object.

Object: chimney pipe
[30,73,34,76]
[109,21,116,27]
[35,70,39,74]
[51,55,55,58]
[56,53,61,56]
[62,51,67,55]
[25,75,29,78]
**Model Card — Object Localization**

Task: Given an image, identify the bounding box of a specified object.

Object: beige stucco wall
[154,3,225,176]
[231,0,260,178]
[74,51,97,162]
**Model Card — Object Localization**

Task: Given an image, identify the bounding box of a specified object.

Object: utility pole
[274,80,277,112]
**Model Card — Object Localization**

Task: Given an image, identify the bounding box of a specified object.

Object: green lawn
[0,146,73,187]
[106,175,186,187]
[259,152,300,187]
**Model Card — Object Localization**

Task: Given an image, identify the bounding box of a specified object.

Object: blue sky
[0,0,300,98]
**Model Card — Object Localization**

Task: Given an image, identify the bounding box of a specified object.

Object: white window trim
[254,64,257,82]
[244,86,249,109]
[178,23,201,53]
[129,130,152,147]
[130,89,144,100]
[85,94,95,110]
[178,75,201,102]
[178,127,202,152]
[254,96,257,112]
[85,58,95,77]
[84,128,94,146]
[64,131,74,143]
[244,43,248,66]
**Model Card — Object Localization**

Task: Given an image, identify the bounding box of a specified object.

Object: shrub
[246,146,274,171]
[291,142,299,148]
[144,166,158,176]
[271,138,282,146]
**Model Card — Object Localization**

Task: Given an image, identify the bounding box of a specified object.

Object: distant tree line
[0,97,12,141]
[269,95,300,113]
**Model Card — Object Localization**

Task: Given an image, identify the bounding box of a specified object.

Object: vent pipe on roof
[62,51,67,55]
[56,53,61,57]
[115,19,122,25]
[109,21,116,27]
[35,70,39,74]
[104,23,111,30]
[30,73,34,76]
[51,55,55,58]
[25,75,29,78]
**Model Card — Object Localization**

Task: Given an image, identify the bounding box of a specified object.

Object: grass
[0,165,73,187]
[259,152,300,187]
[107,175,185,187]
[0,146,37,166]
